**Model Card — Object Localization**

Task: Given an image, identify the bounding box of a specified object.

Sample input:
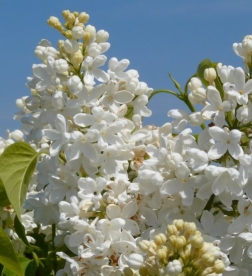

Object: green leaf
[0,178,10,207]
[0,142,39,222]
[23,260,37,276]
[0,227,23,276]
[168,73,182,93]
[14,216,30,248]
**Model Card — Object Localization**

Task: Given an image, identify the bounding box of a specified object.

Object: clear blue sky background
[1,0,252,137]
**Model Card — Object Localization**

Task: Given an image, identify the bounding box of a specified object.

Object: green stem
[148,89,179,102]
[51,223,57,274]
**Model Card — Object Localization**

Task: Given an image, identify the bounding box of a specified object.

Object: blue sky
[1,0,252,137]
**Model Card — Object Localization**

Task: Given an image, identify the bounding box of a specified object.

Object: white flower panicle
[3,9,252,276]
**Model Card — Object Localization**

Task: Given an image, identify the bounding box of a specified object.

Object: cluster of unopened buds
[2,8,252,276]
[130,220,225,276]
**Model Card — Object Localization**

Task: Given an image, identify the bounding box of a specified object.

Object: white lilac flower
[168,109,204,132]
[106,200,140,236]
[201,86,232,127]
[65,130,100,163]
[223,67,252,105]
[160,162,206,206]
[78,177,107,209]
[83,55,110,85]
[100,81,134,113]
[216,63,235,83]
[73,105,117,129]
[130,94,152,117]
[208,126,243,160]
[108,57,131,80]
[42,114,70,156]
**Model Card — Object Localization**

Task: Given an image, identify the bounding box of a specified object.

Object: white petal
[228,144,243,160]
[208,142,227,160]
[206,86,222,107]
[114,90,134,103]
[73,114,96,127]
[208,126,227,141]
[228,215,246,234]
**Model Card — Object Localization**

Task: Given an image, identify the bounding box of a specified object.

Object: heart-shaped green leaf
[0,142,39,222]
[0,178,10,207]
[0,227,23,276]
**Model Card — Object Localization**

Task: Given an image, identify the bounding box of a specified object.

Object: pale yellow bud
[150,241,158,252]
[173,219,184,231]
[204,68,217,84]
[154,233,166,246]
[201,253,215,266]
[73,11,79,18]
[168,235,177,246]
[190,234,204,248]
[47,16,59,27]
[176,236,186,248]
[83,32,91,45]
[138,240,150,252]
[58,40,65,53]
[184,222,196,235]
[78,12,90,23]
[213,260,225,274]
[55,21,63,31]
[62,10,70,19]
[72,50,84,67]
[66,13,76,24]
[157,248,167,260]
[167,224,178,236]
[65,30,73,39]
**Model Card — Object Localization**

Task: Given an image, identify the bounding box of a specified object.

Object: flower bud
[157,248,167,260]
[173,219,184,231]
[47,16,59,27]
[64,39,79,53]
[72,50,84,67]
[54,59,69,73]
[78,12,90,23]
[201,253,215,266]
[190,234,204,248]
[65,30,73,39]
[204,68,216,84]
[154,233,166,246]
[85,24,96,40]
[66,13,76,24]
[176,236,186,248]
[139,240,150,252]
[169,235,177,246]
[213,260,225,273]
[192,87,206,102]
[62,10,70,19]
[72,26,85,39]
[184,222,196,235]
[127,253,144,270]
[10,130,24,141]
[165,260,182,276]
[242,35,252,52]
[167,224,178,236]
[96,30,109,43]
[188,77,202,91]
